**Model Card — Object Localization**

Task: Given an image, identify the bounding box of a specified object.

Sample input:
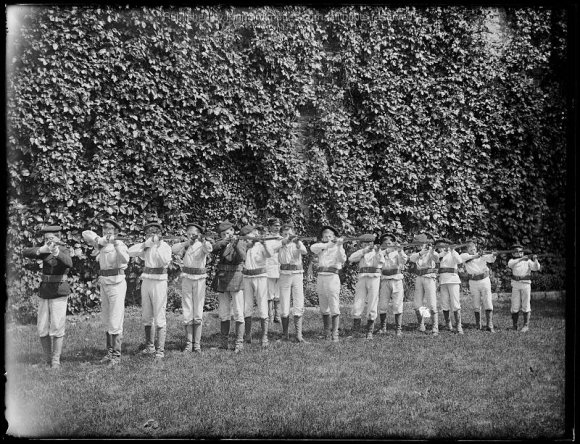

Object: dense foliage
[6,6,568,321]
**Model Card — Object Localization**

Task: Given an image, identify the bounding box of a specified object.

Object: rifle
[286,236,318,243]
[327,236,378,243]
[483,249,533,255]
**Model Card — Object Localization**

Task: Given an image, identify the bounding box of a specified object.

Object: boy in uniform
[240,225,275,347]
[212,221,246,353]
[23,225,73,369]
[82,217,129,366]
[459,241,498,332]
[310,226,346,342]
[348,234,385,339]
[277,223,308,342]
[265,218,282,324]
[377,233,408,336]
[171,222,213,352]
[409,233,440,336]
[507,242,540,332]
[435,238,464,335]
[128,220,172,360]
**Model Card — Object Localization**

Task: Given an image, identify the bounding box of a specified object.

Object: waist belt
[468,271,489,281]
[143,267,168,275]
[280,264,303,271]
[182,267,206,275]
[98,268,125,277]
[438,268,457,274]
[218,264,243,271]
[242,267,266,276]
[512,275,532,281]
[359,267,380,274]
[41,274,66,283]
[415,268,437,276]
[381,268,400,276]
[317,267,339,274]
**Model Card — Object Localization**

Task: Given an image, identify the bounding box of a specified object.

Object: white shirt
[409,248,439,278]
[348,248,385,277]
[310,242,346,275]
[381,250,408,280]
[172,240,213,280]
[128,241,172,280]
[459,253,496,275]
[244,242,270,278]
[278,241,307,275]
[508,257,540,284]
[438,250,463,285]
[82,230,129,285]
[264,238,282,279]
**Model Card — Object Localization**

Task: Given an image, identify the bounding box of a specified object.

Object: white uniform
[459,253,496,311]
[508,257,540,313]
[278,240,307,317]
[265,238,282,302]
[310,242,346,316]
[438,250,463,312]
[172,239,213,325]
[409,249,439,311]
[379,250,408,315]
[243,242,270,319]
[349,248,385,321]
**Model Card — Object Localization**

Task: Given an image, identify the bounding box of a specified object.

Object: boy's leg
[100,283,112,360]
[292,274,305,342]
[231,290,245,353]
[37,298,51,365]
[255,277,270,347]
[481,278,495,333]
[414,277,425,332]
[152,280,168,359]
[521,283,532,332]
[108,280,127,364]
[318,276,331,339]
[218,292,232,349]
[377,280,389,334]
[351,278,366,335]
[192,278,206,352]
[182,278,194,352]
[243,277,255,343]
[279,274,292,340]
[365,277,380,339]
[329,275,341,342]
[440,285,452,331]
[48,296,68,369]
[425,277,438,336]
[470,281,481,329]
[141,280,155,354]
[511,284,521,330]
[392,279,405,336]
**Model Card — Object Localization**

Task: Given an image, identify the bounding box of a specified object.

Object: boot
[234,321,244,353]
[322,314,331,340]
[40,335,52,365]
[352,318,361,336]
[474,311,481,330]
[484,310,495,333]
[443,310,453,331]
[454,310,464,335]
[51,336,63,369]
[431,310,439,336]
[273,300,281,323]
[415,309,425,332]
[331,315,340,342]
[141,326,155,355]
[365,319,375,340]
[154,326,166,359]
[100,332,113,363]
[395,313,403,337]
[521,312,530,332]
[281,316,290,341]
[512,312,520,331]
[183,325,193,352]
[261,318,269,347]
[294,316,305,343]
[109,334,121,366]
[220,320,230,349]
[378,313,387,334]
[193,323,202,353]
[244,317,253,344]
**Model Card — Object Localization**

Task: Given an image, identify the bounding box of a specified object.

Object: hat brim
[320,225,339,238]
[144,223,162,231]
[103,219,121,230]
[186,223,204,232]
[40,225,63,233]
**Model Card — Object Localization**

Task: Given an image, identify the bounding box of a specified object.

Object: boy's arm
[348,248,365,264]
[114,241,130,265]
[310,242,327,254]
[127,243,145,259]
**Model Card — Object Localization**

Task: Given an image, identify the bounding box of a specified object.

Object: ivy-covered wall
[6,6,568,318]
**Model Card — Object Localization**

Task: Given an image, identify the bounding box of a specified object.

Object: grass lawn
[5,298,567,439]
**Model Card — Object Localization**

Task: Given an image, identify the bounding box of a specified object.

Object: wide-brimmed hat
[280,222,295,232]
[511,242,524,250]
[434,238,452,248]
[143,219,162,231]
[239,225,256,236]
[102,218,121,231]
[217,220,234,233]
[413,233,431,244]
[267,217,281,226]
[185,222,204,232]
[320,225,340,238]
[380,233,398,244]
[358,233,376,242]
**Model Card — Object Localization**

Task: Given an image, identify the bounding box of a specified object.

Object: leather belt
[98,268,125,277]
[512,275,532,281]
[280,264,303,271]
[41,274,66,283]
[381,268,400,276]
[359,267,380,274]
[143,267,168,274]
[415,268,437,276]
[182,267,206,275]
[438,267,457,274]
[468,271,489,281]
[242,268,266,276]
[317,267,339,274]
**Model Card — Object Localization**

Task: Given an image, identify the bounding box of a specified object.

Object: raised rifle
[483,249,533,255]
[287,235,318,243]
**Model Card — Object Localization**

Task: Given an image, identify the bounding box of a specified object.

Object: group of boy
[23,220,541,369]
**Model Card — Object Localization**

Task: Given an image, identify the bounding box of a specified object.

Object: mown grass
[5,299,567,439]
